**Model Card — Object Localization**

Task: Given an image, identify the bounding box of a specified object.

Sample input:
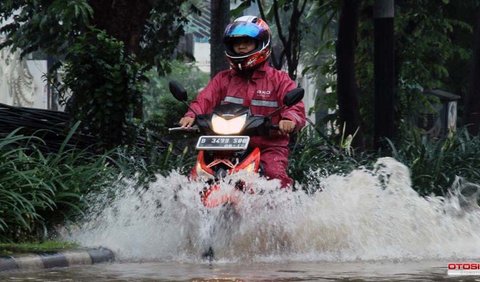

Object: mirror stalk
[266,106,286,118]
[183,101,199,117]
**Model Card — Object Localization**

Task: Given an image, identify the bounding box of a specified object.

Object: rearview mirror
[169,80,188,102]
[283,88,304,107]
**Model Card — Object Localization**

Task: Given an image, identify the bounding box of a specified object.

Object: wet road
[0,260,465,281]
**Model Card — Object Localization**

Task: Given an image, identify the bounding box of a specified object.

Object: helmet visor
[225,22,261,38]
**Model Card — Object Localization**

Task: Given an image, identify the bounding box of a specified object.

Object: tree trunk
[88,0,153,55]
[87,0,153,121]
[373,0,395,149]
[336,0,365,150]
[464,8,480,135]
[210,0,230,77]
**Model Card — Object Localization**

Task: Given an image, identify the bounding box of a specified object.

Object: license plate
[196,136,250,150]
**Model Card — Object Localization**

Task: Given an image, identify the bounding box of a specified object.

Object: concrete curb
[0,247,114,272]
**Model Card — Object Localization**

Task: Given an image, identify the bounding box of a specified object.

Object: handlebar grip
[270,124,279,130]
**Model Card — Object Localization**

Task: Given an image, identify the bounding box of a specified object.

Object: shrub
[289,125,375,192]
[0,129,117,242]
[387,128,480,196]
[142,60,209,135]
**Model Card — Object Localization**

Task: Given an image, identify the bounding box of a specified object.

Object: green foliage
[61,29,146,149]
[140,1,197,74]
[303,0,478,147]
[387,128,480,196]
[299,1,340,140]
[0,0,195,149]
[143,61,209,134]
[131,61,209,181]
[291,125,480,198]
[115,142,195,186]
[0,129,117,242]
[0,0,193,68]
[289,125,374,192]
[355,1,475,142]
[0,0,93,56]
[0,241,78,255]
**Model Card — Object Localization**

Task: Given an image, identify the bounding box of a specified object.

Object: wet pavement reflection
[0,260,465,281]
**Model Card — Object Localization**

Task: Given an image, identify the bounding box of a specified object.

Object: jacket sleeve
[278,74,306,130]
[184,73,225,118]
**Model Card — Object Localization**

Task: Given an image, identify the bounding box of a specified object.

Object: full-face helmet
[223,15,272,71]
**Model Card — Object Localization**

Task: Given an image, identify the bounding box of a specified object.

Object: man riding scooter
[179,15,306,188]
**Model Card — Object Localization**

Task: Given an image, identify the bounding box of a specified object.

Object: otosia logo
[447,263,480,276]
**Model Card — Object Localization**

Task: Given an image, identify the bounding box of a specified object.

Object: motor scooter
[168,80,304,208]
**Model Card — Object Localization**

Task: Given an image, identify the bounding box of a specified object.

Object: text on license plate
[196,136,250,150]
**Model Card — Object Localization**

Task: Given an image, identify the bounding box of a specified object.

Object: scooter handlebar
[170,123,279,134]
[168,126,200,133]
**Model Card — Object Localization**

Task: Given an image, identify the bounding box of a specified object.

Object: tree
[210,0,230,77]
[336,0,364,150]
[0,0,192,149]
[464,8,480,135]
[257,0,308,80]
[0,1,189,66]
[232,0,308,80]
[373,0,394,149]
[89,0,153,55]
[349,0,477,148]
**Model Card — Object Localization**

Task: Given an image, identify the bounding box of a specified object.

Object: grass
[288,125,374,192]
[0,240,79,256]
[0,127,119,242]
[290,125,480,197]
[0,124,195,243]
[387,128,480,196]
[3,119,480,243]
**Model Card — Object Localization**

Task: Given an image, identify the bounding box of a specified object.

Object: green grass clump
[0,240,79,255]
[388,129,480,196]
[0,128,118,242]
[288,126,375,192]
[4,117,479,245]
[290,125,480,197]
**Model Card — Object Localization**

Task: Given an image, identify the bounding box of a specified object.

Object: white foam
[65,157,480,262]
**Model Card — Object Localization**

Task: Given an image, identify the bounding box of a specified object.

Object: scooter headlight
[211,114,247,135]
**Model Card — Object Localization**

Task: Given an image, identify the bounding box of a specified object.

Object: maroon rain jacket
[184,63,306,149]
[184,63,306,187]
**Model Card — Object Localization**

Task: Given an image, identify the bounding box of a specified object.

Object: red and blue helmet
[223,16,272,71]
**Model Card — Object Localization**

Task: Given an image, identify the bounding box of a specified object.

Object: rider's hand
[279,119,296,135]
[179,116,195,127]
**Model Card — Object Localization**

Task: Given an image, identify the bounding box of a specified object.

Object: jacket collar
[252,62,268,79]
[230,62,269,80]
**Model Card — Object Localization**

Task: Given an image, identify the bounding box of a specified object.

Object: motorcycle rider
[179,15,306,187]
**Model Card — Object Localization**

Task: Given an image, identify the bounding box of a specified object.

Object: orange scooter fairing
[190,147,261,180]
[190,148,261,208]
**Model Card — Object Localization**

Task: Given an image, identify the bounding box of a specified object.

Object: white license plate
[196,136,250,150]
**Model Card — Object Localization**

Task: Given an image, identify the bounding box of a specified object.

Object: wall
[0,43,49,109]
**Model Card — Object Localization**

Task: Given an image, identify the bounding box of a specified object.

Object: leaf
[230,1,253,18]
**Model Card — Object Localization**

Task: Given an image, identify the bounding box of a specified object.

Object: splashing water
[65,157,480,263]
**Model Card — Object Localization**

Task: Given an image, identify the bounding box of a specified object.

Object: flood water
[0,260,461,281]
[2,157,480,281]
